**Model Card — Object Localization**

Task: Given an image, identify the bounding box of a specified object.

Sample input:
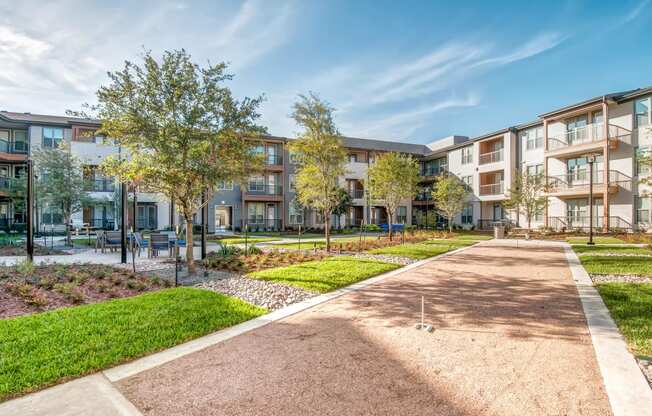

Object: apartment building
[1,83,651,233]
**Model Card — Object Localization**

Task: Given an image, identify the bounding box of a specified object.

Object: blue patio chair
[148,233,172,258]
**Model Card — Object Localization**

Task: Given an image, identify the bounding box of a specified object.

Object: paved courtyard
[116,241,612,415]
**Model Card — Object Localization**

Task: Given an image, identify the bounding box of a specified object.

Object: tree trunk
[64,213,72,246]
[387,209,393,241]
[185,215,195,271]
[527,217,532,240]
[324,211,331,252]
[448,216,453,234]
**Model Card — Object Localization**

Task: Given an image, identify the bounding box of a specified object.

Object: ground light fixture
[587,155,596,246]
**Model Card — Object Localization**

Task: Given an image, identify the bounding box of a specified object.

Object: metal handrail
[547,123,632,150]
[479,149,504,165]
[246,184,283,195]
[479,182,504,195]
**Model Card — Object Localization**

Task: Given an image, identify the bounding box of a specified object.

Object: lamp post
[587,155,595,246]
[26,160,34,261]
[120,181,127,263]
[201,189,207,260]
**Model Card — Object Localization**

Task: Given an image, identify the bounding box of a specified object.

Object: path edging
[104,244,475,382]
[563,244,652,416]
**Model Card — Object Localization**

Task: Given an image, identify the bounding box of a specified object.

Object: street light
[587,154,596,246]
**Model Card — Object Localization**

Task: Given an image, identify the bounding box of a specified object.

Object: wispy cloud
[621,0,650,23]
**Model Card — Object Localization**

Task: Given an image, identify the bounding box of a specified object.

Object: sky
[0,0,651,145]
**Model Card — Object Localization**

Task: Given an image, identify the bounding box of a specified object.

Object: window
[289,151,300,164]
[348,153,358,163]
[13,130,27,152]
[637,196,651,225]
[397,206,407,224]
[462,175,473,190]
[636,97,651,128]
[521,126,543,151]
[288,174,296,191]
[526,164,544,183]
[248,175,265,192]
[216,180,233,191]
[247,203,264,224]
[42,205,64,224]
[461,146,473,164]
[42,127,64,148]
[289,202,303,224]
[0,131,8,153]
[637,146,652,176]
[461,204,473,224]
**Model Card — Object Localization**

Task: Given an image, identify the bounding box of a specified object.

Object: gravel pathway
[196,276,316,310]
[590,274,652,284]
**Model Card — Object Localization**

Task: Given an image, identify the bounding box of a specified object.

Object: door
[266,204,276,228]
[493,203,503,221]
[214,206,230,230]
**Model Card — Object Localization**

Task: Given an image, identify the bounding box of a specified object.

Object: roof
[539,86,652,119]
[0,111,101,126]
[339,136,429,154]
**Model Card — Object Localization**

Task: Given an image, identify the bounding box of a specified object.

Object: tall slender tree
[367,152,420,240]
[93,49,265,270]
[289,93,347,251]
[431,174,469,233]
[503,171,548,239]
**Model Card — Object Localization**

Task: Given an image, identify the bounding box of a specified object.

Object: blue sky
[0,0,650,144]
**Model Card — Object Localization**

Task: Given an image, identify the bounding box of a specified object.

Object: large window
[43,127,63,148]
[248,175,265,192]
[461,146,473,165]
[637,196,651,225]
[42,204,64,224]
[461,204,473,224]
[216,180,233,191]
[397,206,407,224]
[637,146,652,176]
[521,126,543,151]
[636,97,651,128]
[289,202,303,224]
[247,203,264,224]
[462,175,473,190]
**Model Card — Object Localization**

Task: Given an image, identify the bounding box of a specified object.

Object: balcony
[0,177,24,193]
[244,184,283,200]
[265,154,283,166]
[348,189,364,199]
[85,178,115,192]
[479,182,504,196]
[0,141,29,154]
[547,123,631,155]
[548,216,632,231]
[479,149,503,165]
[546,170,631,196]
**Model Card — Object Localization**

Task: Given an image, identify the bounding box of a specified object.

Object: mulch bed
[0,264,171,319]
[203,250,328,273]
[0,244,69,256]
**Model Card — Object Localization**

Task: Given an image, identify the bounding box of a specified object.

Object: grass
[579,255,652,276]
[450,233,493,241]
[270,236,378,249]
[217,237,280,244]
[566,236,626,244]
[368,241,469,259]
[0,287,265,401]
[596,283,652,356]
[248,257,400,293]
[572,245,652,255]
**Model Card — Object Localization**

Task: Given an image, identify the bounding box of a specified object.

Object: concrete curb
[104,243,476,382]
[563,244,652,416]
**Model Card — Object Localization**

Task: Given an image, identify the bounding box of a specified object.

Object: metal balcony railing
[479,149,503,165]
[414,192,432,201]
[548,216,632,231]
[245,218,282,231]
[479,182,504,196]
[85,178,115,192]
[348,189,364,199]
[421,167,447,177]
[547,123,632,151]
[546,170,631,193]
[246,184,283,195]
[0,141,29,154]
[266,154,283,165]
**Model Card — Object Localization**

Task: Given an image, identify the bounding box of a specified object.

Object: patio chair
[103,231,122,253]
[95,230,105,252]
[130,232,148,257]
[148,233,172,258]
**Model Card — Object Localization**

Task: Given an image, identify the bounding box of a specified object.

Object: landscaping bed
[0,287,265,401]
[0,244,69,256]
[202,247,328,273]
[368,239,473,260]
[0,263,171,319]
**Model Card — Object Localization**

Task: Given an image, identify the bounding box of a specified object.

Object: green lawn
[572,245,652,255]
[248,257,400,293]
[270,236,378,249]
[566,236,625,244]
[596,283,652,357]
[0,288,265,401]
[580,255,652,276]
[217,237,280,244]
[72,237,97,247]
[450,233,493,241]
[368,241,466,259]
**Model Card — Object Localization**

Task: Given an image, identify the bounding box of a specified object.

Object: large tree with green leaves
[33,142,90,245]
[368,152,420,239]
[431,174,470,233]
[289,93,347,251]
[503,171,548,238]
[93,49,265,269]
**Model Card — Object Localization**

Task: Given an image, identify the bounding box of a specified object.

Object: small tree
[33,142,90,245]
[368,152,419,240]
[332,187,353,229]
[431,174,469,233]
[503,171,548,239]
[289,93,347,251]
[94,49,265,270]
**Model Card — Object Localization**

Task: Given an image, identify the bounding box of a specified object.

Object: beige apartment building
[1,84,650,233]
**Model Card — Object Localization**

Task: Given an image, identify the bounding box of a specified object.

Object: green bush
[362,224,381,232]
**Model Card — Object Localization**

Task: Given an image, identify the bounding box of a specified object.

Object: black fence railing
[244,218,282,231]
[85,179,115,192]
[348,189,364,199]
[246,184,283,195]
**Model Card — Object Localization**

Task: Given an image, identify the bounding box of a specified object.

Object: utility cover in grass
[248,256,400,293]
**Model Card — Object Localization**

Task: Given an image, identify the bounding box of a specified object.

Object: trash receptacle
[494,225,505,239]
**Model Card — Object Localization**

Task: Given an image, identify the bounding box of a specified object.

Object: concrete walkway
[6,239,652,415]
[113,240,612,415]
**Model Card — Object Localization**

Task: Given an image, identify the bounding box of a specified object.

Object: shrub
[15,259,35,277]
[125,279,147,291]
[53,283,85,304]
[362,224,381,232]
[5,282,48,308]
